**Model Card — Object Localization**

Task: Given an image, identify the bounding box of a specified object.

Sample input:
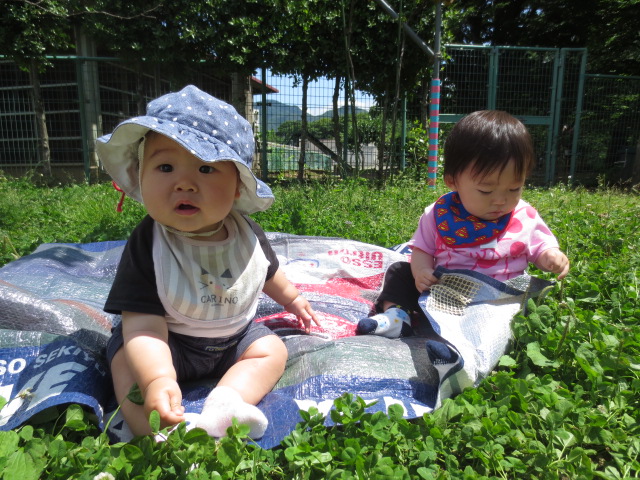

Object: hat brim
[96,117,273,214]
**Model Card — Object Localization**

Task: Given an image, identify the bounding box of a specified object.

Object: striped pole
[428,77,440,188]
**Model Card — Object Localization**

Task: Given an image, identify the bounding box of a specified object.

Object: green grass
[0,172,639,479]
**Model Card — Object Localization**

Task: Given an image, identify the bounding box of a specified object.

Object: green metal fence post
[488,48,499,110]
[549,50,568,186]
[260,67,268,180]
[546,49,562,185]
[343,77,350,176]
[569,49,588,185]
[400,95,407,170]
[74,57,90,182]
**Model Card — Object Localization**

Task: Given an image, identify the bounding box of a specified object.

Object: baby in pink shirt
[412,196,560,282]
[357,110,569,338]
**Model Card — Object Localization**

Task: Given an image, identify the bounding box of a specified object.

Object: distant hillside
[314,106,368,120]
[254,99,367,132]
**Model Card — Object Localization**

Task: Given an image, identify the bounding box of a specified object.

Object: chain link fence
[1,47,639,186]
[578,74,640,185]
[254,46,639,186]
[0,57,231,182]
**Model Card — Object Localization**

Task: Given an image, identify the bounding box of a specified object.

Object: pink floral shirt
[411,199,559,281]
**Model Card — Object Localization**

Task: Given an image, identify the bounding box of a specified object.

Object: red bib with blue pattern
[434,192,512,248]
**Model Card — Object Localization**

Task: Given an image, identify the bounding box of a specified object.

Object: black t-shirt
[104,214,279,316]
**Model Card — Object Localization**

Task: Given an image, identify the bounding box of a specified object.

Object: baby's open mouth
[177,203,197,211]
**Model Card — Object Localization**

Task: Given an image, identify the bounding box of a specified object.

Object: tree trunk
[633,137,640,186]
[377,94,389,180]
[28,60,51,176]
[331,76,344,175]
[348,79,360,176]
[75,25,101,182]
[420,81,429,128]
[136,61,145,115]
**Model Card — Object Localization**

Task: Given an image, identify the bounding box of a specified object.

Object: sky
[253,70,375,116]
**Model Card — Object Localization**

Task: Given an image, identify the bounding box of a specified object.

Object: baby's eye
[199,165,216,174]
[510,187,523,193]
[159,164,173,172]
[478,189,492,195]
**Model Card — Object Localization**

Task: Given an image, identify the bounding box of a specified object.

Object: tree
[445,0,640,76]
[261,1,440,179]
[444,0,640,185]
[267,0,346,179]
[0,1,174,173]
[308,118,335,140]
[0,0,77,175]
[347,1,438,177]
[276,120,303,146]
[1,0,445,180]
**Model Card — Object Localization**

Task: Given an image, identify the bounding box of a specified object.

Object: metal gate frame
[439,45,588,185]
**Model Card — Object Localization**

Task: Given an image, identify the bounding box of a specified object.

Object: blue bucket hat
[96,85,274,214]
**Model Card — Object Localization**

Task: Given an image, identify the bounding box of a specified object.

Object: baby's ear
[235,174,242,199]
[443,174,457,190]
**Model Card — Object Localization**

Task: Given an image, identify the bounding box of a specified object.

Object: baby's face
[140,133,240,236]
[444,159,525,221]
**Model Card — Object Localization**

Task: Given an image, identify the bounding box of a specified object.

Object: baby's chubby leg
[196,334,287,439]
[110,348,185,436]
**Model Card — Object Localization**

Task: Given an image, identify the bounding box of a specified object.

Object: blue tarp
[0,234,550,448]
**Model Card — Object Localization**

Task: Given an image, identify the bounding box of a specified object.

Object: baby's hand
[143,377,185,429]
[537,248,570,280]
[414,268,438,292]
[285,295,321,334]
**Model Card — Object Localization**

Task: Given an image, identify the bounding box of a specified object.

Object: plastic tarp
[0,233,551,449]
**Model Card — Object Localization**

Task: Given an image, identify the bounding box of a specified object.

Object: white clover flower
[93,473,115,480]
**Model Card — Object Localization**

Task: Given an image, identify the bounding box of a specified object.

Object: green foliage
[0,176,639,478]
[404,121,432,174]
[349,113,394,148]
[2,1,438,97]
[275,112,392,153]
[253,175,439,248]
[446,0,640,76]
[0,0,74,69]
[0,175,146,265]
[275,119,303,145]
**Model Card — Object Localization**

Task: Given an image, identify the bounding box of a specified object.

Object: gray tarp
[0,235,551,448]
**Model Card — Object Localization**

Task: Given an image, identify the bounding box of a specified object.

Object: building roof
[250,76,279,94]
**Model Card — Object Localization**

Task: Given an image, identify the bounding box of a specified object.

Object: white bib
[152,211,270,337]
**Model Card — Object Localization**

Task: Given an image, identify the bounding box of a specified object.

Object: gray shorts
[106,320,276,382]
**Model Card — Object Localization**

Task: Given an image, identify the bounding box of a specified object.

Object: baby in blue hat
[97,85,319,439]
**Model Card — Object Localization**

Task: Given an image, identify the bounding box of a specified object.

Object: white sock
[196,386,268,439]
[356,307,412,338]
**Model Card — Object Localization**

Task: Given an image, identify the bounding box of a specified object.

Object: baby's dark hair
[443,110,535,181]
